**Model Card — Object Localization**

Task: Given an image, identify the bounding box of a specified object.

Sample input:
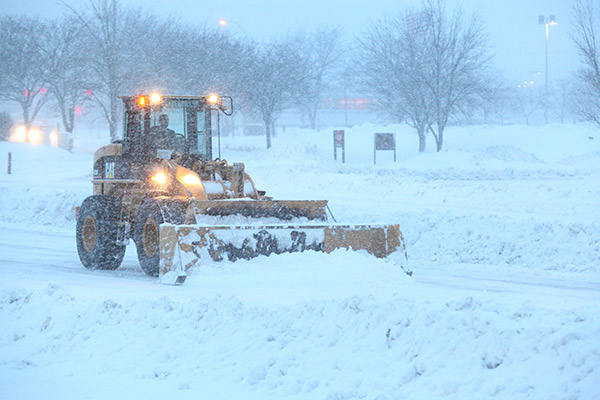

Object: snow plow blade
[158,223,405,285]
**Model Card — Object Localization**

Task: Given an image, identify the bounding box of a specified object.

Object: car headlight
[13,126,26,142]
[28,129,42,143]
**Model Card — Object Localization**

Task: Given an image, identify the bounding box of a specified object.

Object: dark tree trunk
[436,127,444,152]
[427,124,444,152]
[64,107,74,133]
[308,105,317,130]
[22,102,31,131]
[418,127,426,152]
[56,92,75,133]
[264,115,272,149]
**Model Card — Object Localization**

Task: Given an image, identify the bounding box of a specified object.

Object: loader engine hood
[175,166,207,199]
[148,158,258,201]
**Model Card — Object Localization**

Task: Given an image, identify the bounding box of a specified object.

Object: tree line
[1,0,599,151]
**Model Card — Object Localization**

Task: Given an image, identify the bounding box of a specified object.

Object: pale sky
[1,0,580,86]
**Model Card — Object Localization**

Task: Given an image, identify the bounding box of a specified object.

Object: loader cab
[120,95,214,160]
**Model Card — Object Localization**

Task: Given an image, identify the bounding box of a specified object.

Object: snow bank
[1,279,598,400]
[0,142,90,227]
[402,211,600,273]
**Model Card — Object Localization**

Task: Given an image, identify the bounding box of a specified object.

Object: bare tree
[356,0,492,152]
[551,79,575,124]
[0,112,13,141]
[356,10,433,151]
[513,85,543,125]
[42,16,90,134]
[476,85,507,125]
[145,22,256,140]
[0,16,50,130]
[244,38,308,148]
[156,23,254,98]
[422,1,492,151]
[571,0,600,126]
[66,0,156,142]
[296,26,344,130]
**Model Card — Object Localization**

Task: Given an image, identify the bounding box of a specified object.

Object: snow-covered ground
[0,123,599,399]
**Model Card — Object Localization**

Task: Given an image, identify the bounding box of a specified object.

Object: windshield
[124,99,209,159]
[146,107,186,159]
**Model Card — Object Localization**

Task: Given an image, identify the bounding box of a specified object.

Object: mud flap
[158,223,405,284]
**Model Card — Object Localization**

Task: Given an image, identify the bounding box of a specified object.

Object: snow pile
[485,144,543,163]
[0,142,91,227]
[1,277,599,399]
[402,212,600,273]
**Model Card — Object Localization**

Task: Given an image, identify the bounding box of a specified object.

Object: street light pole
[538,15,557,91]
[218,19,249,38]
[539,15,557,123]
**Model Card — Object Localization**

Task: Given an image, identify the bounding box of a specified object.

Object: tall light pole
[539,15,557,123]
[218,19,248,38]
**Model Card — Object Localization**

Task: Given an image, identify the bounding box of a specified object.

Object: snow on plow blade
[189,200,329,221]
[158,223,405,285]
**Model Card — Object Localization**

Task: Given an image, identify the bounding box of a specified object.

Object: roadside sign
[333,130,345,163]
[374,133,396,164]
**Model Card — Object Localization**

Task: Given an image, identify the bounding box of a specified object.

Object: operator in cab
[147,113,183,159]
[149,114,176,148]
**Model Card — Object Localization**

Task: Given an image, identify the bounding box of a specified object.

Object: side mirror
[219,96,233,116]
[207,94,233,116]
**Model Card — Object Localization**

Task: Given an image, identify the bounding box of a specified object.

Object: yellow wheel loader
[76,94,407,284]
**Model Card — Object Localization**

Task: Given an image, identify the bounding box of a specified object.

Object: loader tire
[76,195,125,271]
[134,200,163,277]
[134,199,188,277]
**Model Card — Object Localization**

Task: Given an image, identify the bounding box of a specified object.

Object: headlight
[13,126,27,142]
[28,129,42,143]
[207,94,220,105]
[50,131,58,146]
[151,172,167,185]
[180,174,201,185]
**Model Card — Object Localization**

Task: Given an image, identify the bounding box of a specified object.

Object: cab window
[150,108,185,136]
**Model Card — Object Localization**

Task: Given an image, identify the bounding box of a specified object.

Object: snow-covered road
[2,221,598,307]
